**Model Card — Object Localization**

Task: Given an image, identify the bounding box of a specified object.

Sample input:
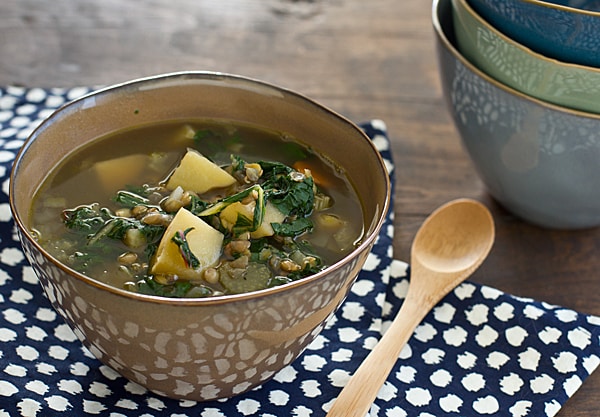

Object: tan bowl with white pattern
[9,72,390,401]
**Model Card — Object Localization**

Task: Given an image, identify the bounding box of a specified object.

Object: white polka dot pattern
[1,87,599,416]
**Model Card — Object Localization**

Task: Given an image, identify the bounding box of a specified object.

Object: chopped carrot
[293,161,331,188]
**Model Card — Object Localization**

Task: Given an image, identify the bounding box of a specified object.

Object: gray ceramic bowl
[467,0,600,68]
[9,72,391,400]
[434,0,600,229]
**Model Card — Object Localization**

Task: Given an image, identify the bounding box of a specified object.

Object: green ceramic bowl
[452,0,600,113]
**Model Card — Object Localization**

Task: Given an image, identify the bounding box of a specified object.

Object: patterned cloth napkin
[1,86,599,417]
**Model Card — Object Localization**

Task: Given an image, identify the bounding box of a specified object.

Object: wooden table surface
[1,0,598,415]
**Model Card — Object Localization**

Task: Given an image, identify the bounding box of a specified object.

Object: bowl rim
[501,0,600,17]
[434,0,600,120]
[9,70,391,306]
[454,0,600,73]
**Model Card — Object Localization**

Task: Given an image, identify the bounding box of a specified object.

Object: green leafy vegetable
[171,227,200,269]
[192,129,214,144]
[64,203,164,248]
[271,218,313,237]
[260,161,315,216]
[193,129,242,156]
[279,141,309,162]
[55,147,337,299]
[267,276,293,287]
[113,190,150,208]
[198,184,266,235]
[137,277,194,298]
[187,194,209,216]
[230,154,246,172]
[231,213,254,236]
[63,204,111,232]
[286,263,325,281]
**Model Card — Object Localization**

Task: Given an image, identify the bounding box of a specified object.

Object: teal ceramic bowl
[452,0,600,114]
[434,0,600,229]
[468,0,600,67]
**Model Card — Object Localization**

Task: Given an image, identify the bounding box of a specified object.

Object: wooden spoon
[325,198,495,417]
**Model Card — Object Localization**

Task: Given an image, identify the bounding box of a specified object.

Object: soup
[30,120,364,298]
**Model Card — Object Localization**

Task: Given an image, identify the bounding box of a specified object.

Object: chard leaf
[193,129,241,156]
[187,194,209,216]
[267,177,314,217]
[230,154,246,172]
[267,276,293,287]
[86,217,164,247]
[193,129,214,143]
[232,213,254,236]
[63,204,111,232]
[171,227,200,269]
[271,218,313,237]
[198,184,265,234]
[197,184,263,217]
[287,263,325,281]
[113,190,150,208]
[259,161,314,216]
[137,278,193,298]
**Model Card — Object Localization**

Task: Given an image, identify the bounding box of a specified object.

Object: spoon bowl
[326,198,495,416]
[412,198,495,277]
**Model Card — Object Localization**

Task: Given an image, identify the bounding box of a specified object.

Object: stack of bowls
[432,0,600,229]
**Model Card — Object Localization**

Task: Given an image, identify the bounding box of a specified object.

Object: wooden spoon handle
[325,295,429,417]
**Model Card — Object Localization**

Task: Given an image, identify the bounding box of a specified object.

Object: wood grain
[1,0,598,415]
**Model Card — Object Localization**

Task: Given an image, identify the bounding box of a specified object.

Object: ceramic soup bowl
[9,72,391,400]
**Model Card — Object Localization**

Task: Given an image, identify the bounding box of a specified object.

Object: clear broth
[30,119,365,295]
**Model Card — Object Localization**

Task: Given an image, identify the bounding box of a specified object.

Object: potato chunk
[165,149,236,193]
[219,201,254,231]
[172,124,197,143]
[93,154,148,193]
[251,202,286,238]
[151,208,224,279]
[218,201,286,238]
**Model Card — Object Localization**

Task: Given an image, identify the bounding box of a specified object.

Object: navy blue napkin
[0,86,599,417]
